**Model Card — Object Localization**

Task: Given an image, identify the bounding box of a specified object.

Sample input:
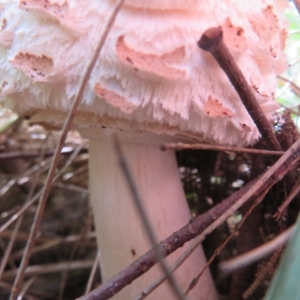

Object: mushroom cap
[0,0,288,146]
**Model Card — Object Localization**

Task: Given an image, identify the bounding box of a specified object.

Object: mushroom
[0,1,288,299]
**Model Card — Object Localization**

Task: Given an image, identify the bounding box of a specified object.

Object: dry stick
[199,28,300,209]
[11,232,96,260]
[0,282,14,296]
[62,164,88,181]
[0,157,52,197]
[184,188,269,297]
[58,184,94,300]
[136,213,243,300]
[18,277,37,300]
[184,242,226,297]
[0,136,50,279]
[184,187,268,296]
[0,236,16,271]
[278,75,300,98]
[85,252,101,295]
[79,136,300,300]
[112,136,185,300]
[3,260,95,280]
[277,64,300,99]
[139,157,300,299]
[134,197,256,300]
[274,179,300,220]
[198,26,291,296]
[220,225,294,275]
[0,230,50,243]
[161,142,283,155]
[149,28,284,298]
[0,280,47,300]
[0,142,85,235]
[293,0,300,15]
[137,26,285,298]
[54,182,88,194]
[0,191,41,234]
[8,2,125,299]
[0,216,23,278]
[243,247,283,299]
[0,148,81,160]
[198,27,282,151]
[0,174,38,280]
[0,135,53,279]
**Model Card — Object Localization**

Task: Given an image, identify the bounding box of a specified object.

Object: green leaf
[264,215,300,300]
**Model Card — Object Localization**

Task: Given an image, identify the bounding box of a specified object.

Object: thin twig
[198,27,282,151]
[161,142,283,155]
[0,157,52,197]
[79,137,300,300]
[0,148,82,160]
[58,185,94,300]
[138,158,278,298]
[293,0,300,15]
[0,237,16,271]
[0,142,84,235]
[85,252,101,295]
[0,191,42,234]
[243,247,283,299]
[0,281,42,300]
[18,277,37,300]
[9,1,125,298]
[184,189,269,297]
[220,226,293,275]
[2,260,94,280]
[275,180,300,220]
[278,75,300,98]
[54,181,88,193]
[0,137,49,279]
[11,232,96,260]
[112,135,185,300]
[0,230,90,244]
[0,180,37,280]
[0,218,22,280]
[62,165,88,181]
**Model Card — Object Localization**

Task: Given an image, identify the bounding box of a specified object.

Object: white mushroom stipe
[0,0,288,299]
[89,139,217,300]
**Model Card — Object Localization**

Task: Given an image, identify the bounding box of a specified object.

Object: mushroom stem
[88,138,217,300]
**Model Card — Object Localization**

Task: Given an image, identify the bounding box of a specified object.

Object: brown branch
[274,179,300,220]
[243,247,283,299]
[2,260,94,280]
[0,148,87,160]
[79,182,254,300]
[198,27,300,211]
[293,0,300,15]
[184,188,269,297]
[198,25,300,217]
[135,188,268,299]
[8,2,125,299]
[198,27,282,151]
[220,226,294,275]
[85,253,101,295]
[79,137,300,300]
[278,76,300,98]
[161,142,284,155]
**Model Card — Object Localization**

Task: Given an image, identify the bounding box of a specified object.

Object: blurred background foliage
[277,4,300,125]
